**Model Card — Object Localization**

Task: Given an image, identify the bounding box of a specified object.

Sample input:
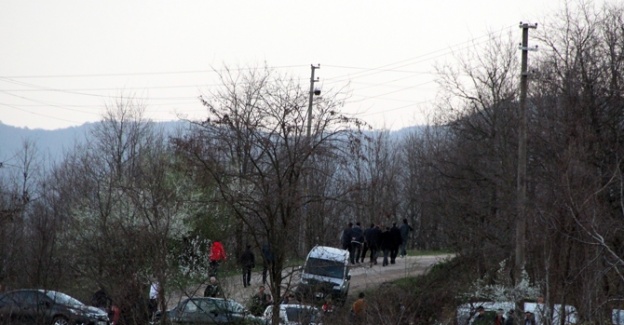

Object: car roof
[308,246,348,261]
[183,297,238,302]
[3,289,59,295]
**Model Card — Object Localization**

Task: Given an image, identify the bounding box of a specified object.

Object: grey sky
[1,1,568,130]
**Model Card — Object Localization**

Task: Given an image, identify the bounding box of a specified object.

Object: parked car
[0,289,110,325]
[152,297,263,325]
[456,301,578,325]
[262,304,322,325]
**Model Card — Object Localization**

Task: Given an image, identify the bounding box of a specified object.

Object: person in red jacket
[209,240,226,276]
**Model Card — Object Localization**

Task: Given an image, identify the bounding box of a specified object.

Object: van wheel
[51,316,70,325]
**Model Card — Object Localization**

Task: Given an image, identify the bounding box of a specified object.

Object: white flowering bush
[461,259,541,302]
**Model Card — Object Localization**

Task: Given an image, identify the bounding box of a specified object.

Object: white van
[296,246,350,304]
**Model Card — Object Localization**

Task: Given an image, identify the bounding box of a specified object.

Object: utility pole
[301,64,320,255]
[307,64,320,138]
[516,22,537,283]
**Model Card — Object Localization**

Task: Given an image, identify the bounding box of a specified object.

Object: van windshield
[304,257,345,278]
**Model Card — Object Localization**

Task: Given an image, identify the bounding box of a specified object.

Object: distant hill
[0,121,424,165]
[0,122,94,164]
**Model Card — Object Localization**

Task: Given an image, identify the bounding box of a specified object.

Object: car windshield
[45,291,84,307]
[285,307,318,323]
[304,257,345,278]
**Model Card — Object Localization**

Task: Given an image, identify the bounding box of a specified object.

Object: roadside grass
[408,248,455,256]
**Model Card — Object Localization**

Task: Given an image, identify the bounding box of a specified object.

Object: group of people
[473,306,542,325]
[473,306,512,325]
[341,218,413,267]
[238,243,274,288]
[91,286,120,325]
[205,240,275,300]
[208,239,276,290]
[90,275,163,325]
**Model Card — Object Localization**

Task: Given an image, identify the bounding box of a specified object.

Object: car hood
[301,275,342,288]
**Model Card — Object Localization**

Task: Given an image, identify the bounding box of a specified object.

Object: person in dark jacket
[240,245,255,287]
[91,286,112,310]
[399,218,414,257]
[350,222,364,264]
[204,276,223,297]
[261,243,273,285]
[380,226,392,266]
[504,310,514,325]
[368,224,382,266]
[360,224,373,263]
[389,222,402,264]
[473,306,488,325]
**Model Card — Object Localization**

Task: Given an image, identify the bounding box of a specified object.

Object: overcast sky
[0,1,587,131]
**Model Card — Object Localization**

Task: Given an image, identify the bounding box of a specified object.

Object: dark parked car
[152,297,263,325]
[0,289,109,325]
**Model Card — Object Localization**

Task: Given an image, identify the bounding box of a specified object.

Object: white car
[296,246,350,305]
[262,304,322,325]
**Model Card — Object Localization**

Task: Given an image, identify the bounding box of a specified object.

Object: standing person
[505,310,514,325]
[380,226,392,266]
[524,312,536,325]
[368,224,381,266]
[148,279,159,319]
[261,243,273,285]
[360,224,372,263]
[91,286,112,310]
[203,276,223,297]
[249,285,273,316]
[473,306,487,325]
[209,240,227,276]
[399,218,414,257]
[389,222,402,264]
[350,222,364,264]
[494,308,506,325]
[240,244,255,288]
[340,222,353,261]
[351,292,366,324]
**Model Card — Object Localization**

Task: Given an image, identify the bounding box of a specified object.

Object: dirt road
[347,254,453,294]
[164,254,454,309]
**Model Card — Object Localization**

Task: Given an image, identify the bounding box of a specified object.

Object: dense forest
[1,2,623,324]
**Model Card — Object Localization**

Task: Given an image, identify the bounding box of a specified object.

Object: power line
[0,102,84,124]
[0,65,304,79]
[327,27,512,83]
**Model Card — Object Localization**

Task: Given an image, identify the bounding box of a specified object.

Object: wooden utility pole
[306,64,320,138]
[301,64,320,255]
[516,22,537,282]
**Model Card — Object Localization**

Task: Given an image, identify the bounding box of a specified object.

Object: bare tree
[343,130,402,226]
[525,2,624,322]
[429,30,520,276]
[173,65,364,324]
[0,139,52,289]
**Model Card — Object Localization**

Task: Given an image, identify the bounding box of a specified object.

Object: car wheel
[51,316,70,325]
